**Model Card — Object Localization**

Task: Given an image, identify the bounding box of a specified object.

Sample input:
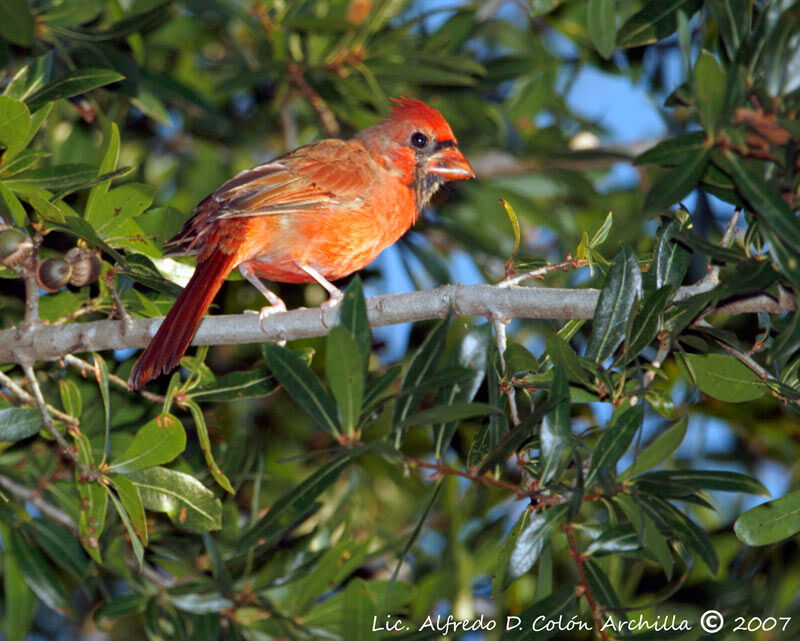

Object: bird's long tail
[128,250,238,390]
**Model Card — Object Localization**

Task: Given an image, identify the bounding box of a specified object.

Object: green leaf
[107,488,144,567]
[585,244,642,363]
[735,489,800,545]
[126,466,222,533]
[505,343,540,377]
[326,326,365,434]
[94,594,148,622]
[84,122,120,224]
[396,401,500,430]
[583,559,623,609]
[508,506,567,583]
[27,519,88,578]
[635,132,707,166]
[706,0,750,59]
[500,198,521,256]
[0,407,42,442]
[645,219,692,291]
[501,586,576,641]
[0,96,30,160]
[693,50,726,135]
[615,494,674,579]
[26,68,125,111]
[184,398,234,494]
[239,451,360,549]
[545,334,592,386]
[585,524,641,555]
[722,151,800,253]
[58,378,82,418]
[393,318,449,442]
[264,342,339,437]
[78,480,108,563]
[678,353,766,402]
[637,470,768,495]
[130,88,171,126]
[492,508,530,596]
[3,528,36,641]
[338,276,371,365]
[651,496,718,573]
[620,417,687,479]
[617,0,692,47]
[588,0,616,59]
[540,367,570,484]
[587,402,643,486]
[6,528,72,614]
[0,0,34,46]
[191,367,276,402]
[109,475,148,545]
[4,53,53,102]
[0,183,26,226]
[623,285,676,363]
[644,148,711,213]
[48,3,170,42]
[110,414,186,472]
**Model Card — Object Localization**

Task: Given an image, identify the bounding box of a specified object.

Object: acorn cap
[65,247,102,287]
[0,227,33,268]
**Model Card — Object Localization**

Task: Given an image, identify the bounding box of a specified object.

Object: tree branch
[0,283,794,366]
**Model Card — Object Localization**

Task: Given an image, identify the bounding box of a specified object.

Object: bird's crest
[389,97,456,141]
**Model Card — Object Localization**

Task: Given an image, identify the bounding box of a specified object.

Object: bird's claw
[319,292,343,328]
[257,303,288,345]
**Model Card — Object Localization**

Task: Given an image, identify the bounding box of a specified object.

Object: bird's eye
[410,132,429,149]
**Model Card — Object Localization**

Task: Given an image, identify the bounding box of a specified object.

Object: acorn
[0,226,33,268]
[64,247,102,287]
[36,257,71,293]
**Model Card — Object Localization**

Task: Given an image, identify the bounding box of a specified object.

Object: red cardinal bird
[128,98,474,389]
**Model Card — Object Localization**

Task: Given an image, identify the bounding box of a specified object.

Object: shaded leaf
[540,367,570,484]
[26,69,124,111]
[0,408,42,442]
[678,353,766,402]
[735,489,800,546]
[588,0,616,59]
[109,414,186,472]
[620,417,687,479]
[587,402,643,486]
[326,326,365,433]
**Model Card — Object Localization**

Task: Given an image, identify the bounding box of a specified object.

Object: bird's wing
[164,139,378,254]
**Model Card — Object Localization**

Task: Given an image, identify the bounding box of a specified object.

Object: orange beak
[428,146,475,180]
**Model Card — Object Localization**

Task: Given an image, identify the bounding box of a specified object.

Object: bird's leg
[294,262,344,309]
[238,263,287,334]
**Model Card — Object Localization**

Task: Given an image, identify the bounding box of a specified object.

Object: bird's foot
[319,290,343,328]
[255,302,288,345]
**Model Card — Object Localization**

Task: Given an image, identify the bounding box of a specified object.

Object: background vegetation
[1,0,799,639]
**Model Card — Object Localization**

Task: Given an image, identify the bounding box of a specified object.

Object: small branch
[286,63,339,137]
[0,471,173,588]
[21,226,43,328]
[0,369,79,426]
[63,354,165,404]
[21,362,93,477]
[0,472,77,532]
[407,457,528,497]
[564,522,610,641]
[500,258,589,288]
[0,283,794,367]
[642,332,672,387]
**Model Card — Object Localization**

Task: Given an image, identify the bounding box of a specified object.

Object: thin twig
[499,258,589,288]
[490,312,520,425]
[21,362,93,478]
[21,226,43,328]
[407,457,528,497]
[63,354,165,403]
[564,522,611,641]
[286,63,339,136]
[0,369,79,426]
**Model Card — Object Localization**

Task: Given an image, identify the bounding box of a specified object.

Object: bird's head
[356,97,474,209]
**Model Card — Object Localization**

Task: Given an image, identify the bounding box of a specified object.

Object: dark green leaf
[588,0,616,59]
[635,132,706,166]
[505,342,540,377]
[26,69,124,111]
[508,506,567,583]
[585,524,641,555]
[651,496,718,573]
[47,3,170,42]
[645,219,692,291]
[587,402,643,486]
[94,594,148,622]
[545,334,592,386]
[27,519,88,578]
[623,285,676,363]
[637,470,768,495]
[501,586,576,641]
[396,402,500,429]
[735,489,800,545]
[491,508,530,596]
[722,151,800,253]
[0,0,34,46]
[4,53,53,102]
[671,231,745,263]
[6,528,73,614]
[620,417,687,479]
[678,353,766,402]
[3,529,36,641]
[338,276,371,364]
[239,450,360,549]
[326,326,365,433]
[540,367,570,483]
[693,50,726,135]
[0,407,42,441]
[617,0,693,47]
[585,244,642,363]
[264,343,339,437]
[183,398,234,494]
[583,559,623,609]
[78,480,107,563]
[109,474,148,545]
[191,367,276,402]
[644,148,711,213]
[706,0,751,59]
